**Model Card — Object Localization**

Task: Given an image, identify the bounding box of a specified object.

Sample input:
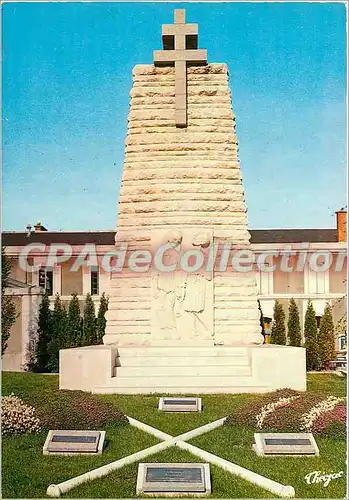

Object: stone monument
[60,9,306,394]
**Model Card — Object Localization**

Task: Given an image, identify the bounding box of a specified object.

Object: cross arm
[153,49,207,65]
[162,24,198,36]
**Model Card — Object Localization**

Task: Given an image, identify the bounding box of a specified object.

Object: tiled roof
[250,229,338,244]
[2,229,338,246]
[2,231,115,246]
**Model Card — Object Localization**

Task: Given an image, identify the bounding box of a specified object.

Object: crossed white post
[47,416,295,498]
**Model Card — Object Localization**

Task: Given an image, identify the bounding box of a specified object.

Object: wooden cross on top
[153,9,207,128]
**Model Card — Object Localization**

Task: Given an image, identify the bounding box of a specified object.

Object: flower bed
[18,390,128,430]
[225,388,300,428]
[2,394,41,435]
[226,389,346,439]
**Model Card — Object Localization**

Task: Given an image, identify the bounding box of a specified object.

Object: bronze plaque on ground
[253,432,319,456]
[159,397,202,412]
[136,463,211,495]
[43,430,106,455]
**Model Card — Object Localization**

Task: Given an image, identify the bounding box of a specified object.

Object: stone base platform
[59,344,306,394]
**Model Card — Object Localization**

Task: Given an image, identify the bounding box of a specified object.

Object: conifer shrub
[304,300,321,371]
[318,303,336,370]
[47,294,67,372]
[270,300,286,345]
[82,293,97,346]
[287,298,302,346]
[96,293,109,344]
[1,248,17,354]
[66,293,83,348]
[27,293,53,373]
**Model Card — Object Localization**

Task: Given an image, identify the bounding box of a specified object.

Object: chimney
[335,209,347,242]
[34,221,48,232]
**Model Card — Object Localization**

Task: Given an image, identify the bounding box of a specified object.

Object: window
[91,267,99,295]
[315,315,322,330]
[339,335,347,352]
[39,267,53,296]
[255,262,273,295]
[306,264,329,294]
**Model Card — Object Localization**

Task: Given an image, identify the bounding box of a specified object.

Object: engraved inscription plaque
[51,435,98,444]
[253,432,319,456]
[159,397,202,412]
[146,467,202,483]
[137,463,211,495]
[43,430,106,455]
[165,400,197,406]
[264,438,311,446]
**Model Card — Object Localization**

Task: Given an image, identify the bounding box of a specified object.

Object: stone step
[114,364,251,378]
[116,346,249,357]
[92,376,270,396]
[116,355,249,367]
[104,375,257,388]
[92,381,267,395]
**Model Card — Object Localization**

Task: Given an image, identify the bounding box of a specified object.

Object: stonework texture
[104,63,263,346]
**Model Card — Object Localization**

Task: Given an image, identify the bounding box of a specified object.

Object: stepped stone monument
[60,9,306,394]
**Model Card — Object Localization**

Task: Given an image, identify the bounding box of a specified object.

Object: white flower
[300,396,344,431]
[1,395,41,435]
[256,395,300,429]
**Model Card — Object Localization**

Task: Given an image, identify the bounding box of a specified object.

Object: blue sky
[2,2,347,231]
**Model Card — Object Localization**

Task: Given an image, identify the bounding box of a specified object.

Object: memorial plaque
[137,463,211,495]
[264,438,311,446]
[43,430,106,455]
[158,397,202,412]
[252,432,319,457]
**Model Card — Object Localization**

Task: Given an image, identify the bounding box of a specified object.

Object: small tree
[96,293,109,344]
[270,300,286,345]
[287,298,302,347]
[334,293,347,349]
[31,293,53,372]
[48,294,67,372]
[82,293,97,346]
[257,299,266,344]
[318,303,336,370]
[1,248,17,354]
[304,300,321,371]
[66,293,82,348]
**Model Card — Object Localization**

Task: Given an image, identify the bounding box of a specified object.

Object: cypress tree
[334,294,347,350]
[66,293,82,347]
[31,293,53,372]
[82,293,97,346]
[1,248,17,354]
[96,293,109,344]
[48,294,67,372]
[318,303,336,370]
[257,299,266,344]
[270,300,286,345]
[287,298,302,347]
[304,300,321,371]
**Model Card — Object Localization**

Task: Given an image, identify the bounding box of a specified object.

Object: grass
[1,372,347,498]
[2,423,159,499]
[191,424,346,499]
[306,372,347,397]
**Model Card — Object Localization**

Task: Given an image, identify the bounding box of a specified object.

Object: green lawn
[2,372,347,498]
